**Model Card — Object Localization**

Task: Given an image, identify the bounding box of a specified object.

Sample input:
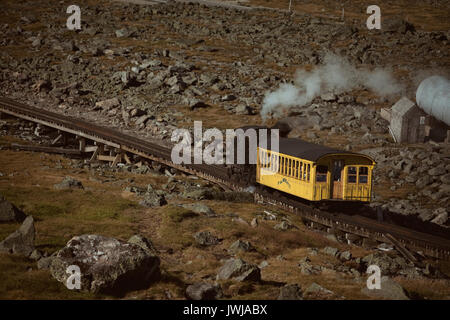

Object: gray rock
[139,191,167,207]
[299,261,321,275]
[235,104,251,115]
[187,99,209,110]
[118,71,135,86]
[221,94,236,102]
[181,188,210,200]
[274,220,293,231]
[322,246,339,257]
[0,194,26,222]
[135,115,151,126]
[321,92,336,102]
[194,231,220,246]
[415,176,432,189]
[361,276,409,300]
[339,251,352,261]
[0,215,35,256]
[186,282,222,300]
[303,282,334,297]
[54,176,83,190]
[128,234,158,255]
[129,108,146,118]
[232,217,249,226]
[140,59,162,69]
[441,173,450,184]
[362,252,408,275]
[50,234,160,294]
[115,28,134,38]
[181,203,215,216]
[307,132,318,139]
[30,249,42,260]
[95,98,120,110]
[431,211,448,225]
[228,240,254,254]
[277,284,303,300]
[216,258,261,282]
[37,256,56,270]
[428,167,446,176]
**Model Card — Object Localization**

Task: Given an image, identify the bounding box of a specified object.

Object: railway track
[1,96,449,261]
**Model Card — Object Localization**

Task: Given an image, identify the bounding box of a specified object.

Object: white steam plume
[261,54,403,120]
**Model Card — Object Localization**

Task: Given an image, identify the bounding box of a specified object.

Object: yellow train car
[256,138,376,202]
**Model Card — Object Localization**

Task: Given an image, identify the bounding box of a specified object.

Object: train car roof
[234,126,374,163]
[275,137,370,162]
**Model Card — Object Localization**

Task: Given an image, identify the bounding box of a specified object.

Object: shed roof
[392,97,417,117]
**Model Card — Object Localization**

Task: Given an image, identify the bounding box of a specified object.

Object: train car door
[331,160,344,199]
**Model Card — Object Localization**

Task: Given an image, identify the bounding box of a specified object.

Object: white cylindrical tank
[416,76,450,126]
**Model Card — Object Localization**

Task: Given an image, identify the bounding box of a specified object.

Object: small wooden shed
[389,97,426,143]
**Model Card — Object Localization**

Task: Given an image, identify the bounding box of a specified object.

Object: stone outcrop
[0,215,35,256]
[50,234,160,294]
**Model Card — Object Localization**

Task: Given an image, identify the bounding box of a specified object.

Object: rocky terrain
[0,0,449,299]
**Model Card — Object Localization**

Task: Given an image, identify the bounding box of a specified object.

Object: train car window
[307,164,310,181]
[294,161,299,178]
[359,167,368,184]
[316,165,328,182]
[300,163,303,180]
[281,157,284,174]
[288,159,292,176]
[303,163,307,180]
[278,156,282,173]
[348,166,357,183]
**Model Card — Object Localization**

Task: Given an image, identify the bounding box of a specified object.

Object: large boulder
[361,252,409,275]
[50,234,160,294]
[0,195,26,222]
[0,215,35,256]
[361,276,409,300]
[186,282,222,300]
[216,258,261,282]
